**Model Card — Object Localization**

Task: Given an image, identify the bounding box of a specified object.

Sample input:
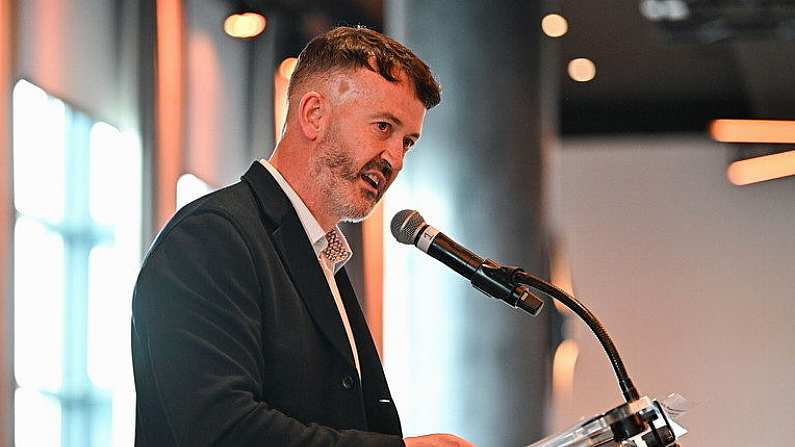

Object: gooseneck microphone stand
[475,263,686,446]
[485,264,685,446]
[465,264,687,447]
[511,269,639,404]
[391,209,687,446]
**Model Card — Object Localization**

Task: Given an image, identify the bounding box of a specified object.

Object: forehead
[329,68,426,127]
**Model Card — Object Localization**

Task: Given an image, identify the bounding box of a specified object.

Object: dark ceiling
[558,0,795,134]
[247,0,795,135]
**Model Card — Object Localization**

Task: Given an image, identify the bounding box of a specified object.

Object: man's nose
[381,141,404,173]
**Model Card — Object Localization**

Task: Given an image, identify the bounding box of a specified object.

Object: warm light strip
[1,0,13,440]
[273,58,296,143]
[550,242,575,316]
[726,149,795,185]
[155,0,184,229]
[710,119,795,144]
[362,201,385,356]
[552,339,579,401]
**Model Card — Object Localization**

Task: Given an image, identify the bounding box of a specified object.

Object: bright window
[12,79,141,447]
[176,172,211,209]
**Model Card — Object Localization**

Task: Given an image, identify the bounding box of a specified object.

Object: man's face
[313,68,426,223]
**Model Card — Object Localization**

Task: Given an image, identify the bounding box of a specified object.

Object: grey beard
[314,146,378,223]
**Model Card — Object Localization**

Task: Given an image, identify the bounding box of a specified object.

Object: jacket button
[342,375,355,390]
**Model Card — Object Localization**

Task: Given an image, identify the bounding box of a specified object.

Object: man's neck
[269,142,338,232]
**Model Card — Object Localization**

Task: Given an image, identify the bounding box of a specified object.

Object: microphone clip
[472,260,544,316]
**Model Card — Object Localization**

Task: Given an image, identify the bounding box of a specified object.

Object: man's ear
[297,91,326,141]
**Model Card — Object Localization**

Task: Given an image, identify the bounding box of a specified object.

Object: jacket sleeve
[132,209,404,447]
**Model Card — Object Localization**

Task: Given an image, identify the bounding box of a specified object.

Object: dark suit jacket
[132,162,404,446]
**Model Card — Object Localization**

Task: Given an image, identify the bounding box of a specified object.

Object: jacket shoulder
[148,181,266,253]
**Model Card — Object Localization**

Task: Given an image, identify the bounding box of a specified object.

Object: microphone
[390,209,543,316]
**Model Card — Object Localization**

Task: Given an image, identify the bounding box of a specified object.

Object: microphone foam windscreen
[390,209,425,245]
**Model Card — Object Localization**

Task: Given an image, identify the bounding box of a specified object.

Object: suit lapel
[272,215,356,369]
[242,162,356,371]
[335,269,379,373]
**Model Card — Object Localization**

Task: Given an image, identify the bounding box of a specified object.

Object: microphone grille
[390,209,426,245]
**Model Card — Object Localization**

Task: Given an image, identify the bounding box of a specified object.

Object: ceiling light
[568,58,596,82]
[224,12,266,39]
[541,14,568,38]
[639,0,690,22]
[710,119,795,144]
[726,150,795,185]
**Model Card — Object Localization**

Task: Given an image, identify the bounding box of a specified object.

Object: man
[132,26,475,446]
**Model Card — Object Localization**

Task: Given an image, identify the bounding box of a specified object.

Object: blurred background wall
[1,0,793,446]
[548,135,795,446]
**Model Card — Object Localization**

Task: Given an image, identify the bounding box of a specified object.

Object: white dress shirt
[259,159,361,378]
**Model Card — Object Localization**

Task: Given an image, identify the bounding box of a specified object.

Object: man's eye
[376,122,391,132]
[403,138,416,152]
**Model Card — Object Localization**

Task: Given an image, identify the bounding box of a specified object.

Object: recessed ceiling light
[224,12,267,39]
[541,14,568,38]
[568,58,596,82]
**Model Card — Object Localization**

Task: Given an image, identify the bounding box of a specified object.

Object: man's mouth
[360,172,383,194]
[356,159,393,197]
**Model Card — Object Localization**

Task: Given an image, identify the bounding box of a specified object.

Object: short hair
[288,26,441,110]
